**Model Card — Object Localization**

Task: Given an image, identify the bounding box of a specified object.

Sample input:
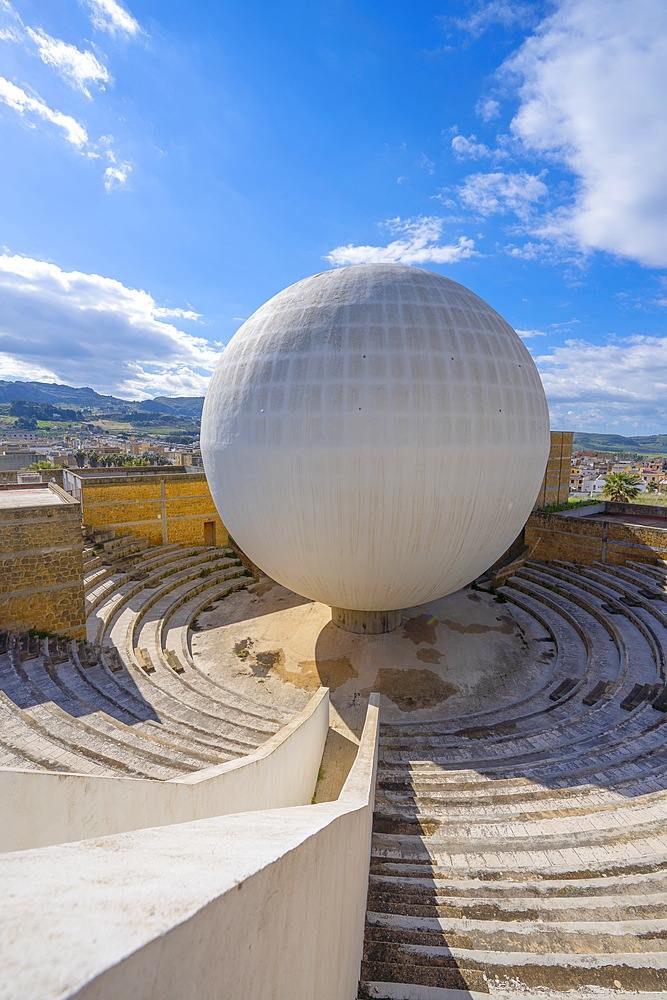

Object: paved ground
[190,576,553,736]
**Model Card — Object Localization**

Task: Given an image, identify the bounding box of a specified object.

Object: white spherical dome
[201,264,549,611]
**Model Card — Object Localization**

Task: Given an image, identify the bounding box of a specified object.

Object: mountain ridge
[0,380,204,417]
[573,431,667,455]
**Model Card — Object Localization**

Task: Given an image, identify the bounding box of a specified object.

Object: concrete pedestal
[331,607,402,635]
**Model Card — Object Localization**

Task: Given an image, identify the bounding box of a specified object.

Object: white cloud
[0,31,128,190]
[0,353,58,382]
[25,27,109,97]
[476,97,500,121]
[0,254,218,398]
[506,0,667,267]
[450,1,538,38]
[458,170,548,218]
[84,0,142,38]
[504,241,553,260]
[104,159,131,191]
[0,78,131,189]
[155,306,202,321]
[418,153,435,175]
[451,134,492,160]
[0,76,88,147]
[516,329,547,339]
[325,217,477,267]
[535,333,667,432]
[119,364,211,399]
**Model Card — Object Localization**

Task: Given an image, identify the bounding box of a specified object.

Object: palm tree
[87,450,100,468]
[73,448,86,468]
[601,472,642,502]
[647,480,659,494]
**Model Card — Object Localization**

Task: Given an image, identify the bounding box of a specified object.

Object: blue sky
[0,0,666,435]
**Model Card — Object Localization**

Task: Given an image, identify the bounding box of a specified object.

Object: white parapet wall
[0,693,380,1000]
[0,686,329,853]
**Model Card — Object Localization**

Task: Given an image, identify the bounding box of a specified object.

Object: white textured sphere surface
[201,264,550,611]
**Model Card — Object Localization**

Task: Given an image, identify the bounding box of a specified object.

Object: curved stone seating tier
[522,561,666,681]
[566,560,667,654]
[158,580,298,719]
[81,532,157,574]
[0,645,185,779]
[377,685,667,773]
[36,649,229,771]
[0,543,304,781]
[0,655,136,776]
[627,559,667,584]
[600,560,667,599]
[92,545,295,722]
[361,559,667,997]
[378,587,594,743]
[66,647,251,759]
[85,547,241,622]
[82,543,205,593]
[93,550,292,726]
[374,591,592,746]
[102,584,288,736]
[379,580,632,760]
[51,657,229,767]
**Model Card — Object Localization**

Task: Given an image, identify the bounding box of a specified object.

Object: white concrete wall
[0,687,329,853]
[0,694,380,1000]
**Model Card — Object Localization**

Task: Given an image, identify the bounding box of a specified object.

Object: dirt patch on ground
[249,579,276,597]
[441,614,514,635]
[362,667,458,712]
[233,637,253,657]
[416,647,444,664]
[467,592,482,602]
[403,614,438,645]
[255,649,284,670]
[267,655,358,692]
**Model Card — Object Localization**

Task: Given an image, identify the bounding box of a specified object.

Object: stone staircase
[358,559,667,998]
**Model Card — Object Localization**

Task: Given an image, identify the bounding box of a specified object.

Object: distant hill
[573,432,667,455]
[0,379,126,409]
[0,380,204,417]
[137,395,204,418]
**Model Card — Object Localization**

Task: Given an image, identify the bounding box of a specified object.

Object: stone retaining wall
[0,484,85,637]
[525,508,667,566]
[64,468,228,547]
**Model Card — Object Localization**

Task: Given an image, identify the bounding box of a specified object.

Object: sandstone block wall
[534,431,574,509]
[0,485,86,638]
[525,508,667,566]
[73,471,228,547]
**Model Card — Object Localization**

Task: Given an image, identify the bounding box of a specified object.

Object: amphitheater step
[549,677,578,700]
[360,952,667,994]
[582,679,613,705]
[359,961,489,994]
[358,561,667,1000]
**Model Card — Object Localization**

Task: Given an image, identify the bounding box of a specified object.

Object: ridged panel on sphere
[201,264,550,611]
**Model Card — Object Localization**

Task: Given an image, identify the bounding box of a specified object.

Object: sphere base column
[331,607,402,635]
